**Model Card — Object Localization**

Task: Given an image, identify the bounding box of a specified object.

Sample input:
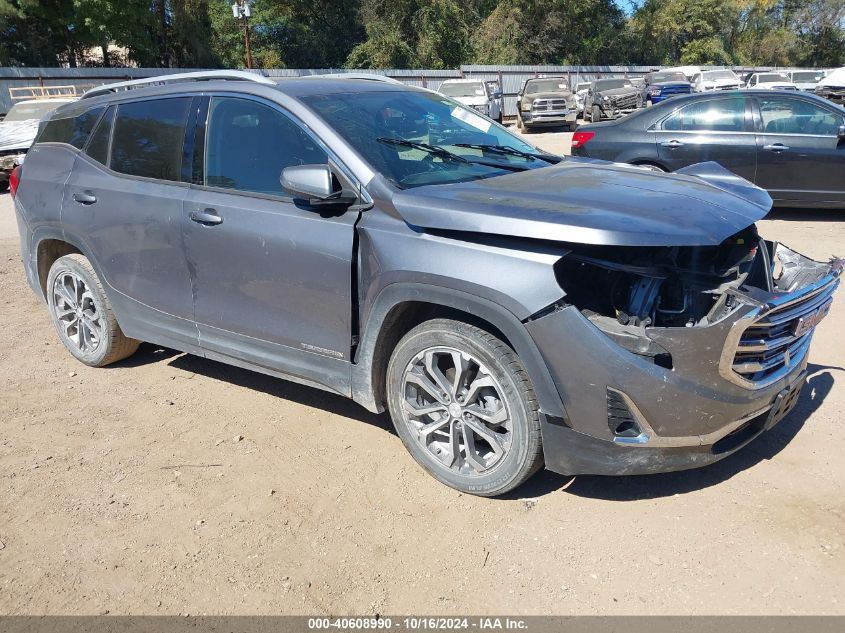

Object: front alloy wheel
[386,319,543,496]
[402,347,512,475]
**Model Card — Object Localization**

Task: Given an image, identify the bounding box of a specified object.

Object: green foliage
[0,0,842,69]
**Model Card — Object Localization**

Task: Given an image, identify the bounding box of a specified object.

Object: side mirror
[839,125,845,142]
[280,164,355,206]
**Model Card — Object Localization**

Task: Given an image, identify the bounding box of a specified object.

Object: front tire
[386,319,543,497]
[47,254,140,367]
[592,104,602,122]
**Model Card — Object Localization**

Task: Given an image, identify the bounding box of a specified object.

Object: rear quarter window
[37,107,104,149]
[110,97,191,181]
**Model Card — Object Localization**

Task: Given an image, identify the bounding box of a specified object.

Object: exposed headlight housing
[602,95,610,101]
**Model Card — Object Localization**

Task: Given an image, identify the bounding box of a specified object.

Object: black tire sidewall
[46,256,117,367]
[386,322,537,496]
[592,105,602,122]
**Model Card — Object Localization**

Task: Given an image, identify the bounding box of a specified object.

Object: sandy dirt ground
[1,133,844,615]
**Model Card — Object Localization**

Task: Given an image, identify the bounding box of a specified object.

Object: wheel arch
[34,233,85,299]
[350,283,566,421]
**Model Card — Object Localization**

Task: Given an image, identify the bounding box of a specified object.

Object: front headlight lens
[520,101,531,111]
[602,95,610,101]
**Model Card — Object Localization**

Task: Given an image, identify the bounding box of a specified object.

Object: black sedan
[572,90,845,208]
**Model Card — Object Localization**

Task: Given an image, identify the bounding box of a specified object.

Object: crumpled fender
[675,161,772,213]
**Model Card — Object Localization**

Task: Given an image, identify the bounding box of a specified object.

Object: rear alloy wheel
[47,254,140,367]
[386,319,543,496]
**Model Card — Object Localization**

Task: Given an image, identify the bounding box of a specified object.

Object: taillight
[9,165,21,199]
[571,131,595,149]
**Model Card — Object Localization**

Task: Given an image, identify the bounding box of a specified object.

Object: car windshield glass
[439,83,485,98]
[595,79,632,89]
[302,90,552,188]
[651,72,686,83]
[791,71,823,82]
[759,73,789,82]
[525,79,569,94]
[703,70,738,81]
[4,101,65,122]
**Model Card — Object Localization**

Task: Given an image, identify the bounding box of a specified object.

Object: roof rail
[81,70,276,100]
[301,72,403,85]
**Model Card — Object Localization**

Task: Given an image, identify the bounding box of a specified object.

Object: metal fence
[0,64,825,116]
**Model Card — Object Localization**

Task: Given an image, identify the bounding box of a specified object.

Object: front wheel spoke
[418,414,450,440]
[445,420,462,468]
[423,351,453,399]
[463,418,506,459]
[465,404,508,426]
[450,351,471,396]
[405,372,448,404]
[56,284,76,309]
[463,374,495,404]
[64,317,78,338]
[462,426,489,472]
[55,306,75,319]
[79,320,92,350]
[81,315,101,340]
[403,399,447,418]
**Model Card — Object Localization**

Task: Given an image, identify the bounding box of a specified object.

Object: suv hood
[596,86,638,98]
[702,80,742,90]
[0,118,39,152]
[391,160,772,247]
[524,90,574,101]
[452,95,489,107]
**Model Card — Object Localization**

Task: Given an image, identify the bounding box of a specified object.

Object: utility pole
[232,0,253,69]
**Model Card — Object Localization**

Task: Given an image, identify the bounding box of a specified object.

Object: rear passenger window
[38,107,104,148]
[110,97,191,181]
[204,97,327,197]
[663,97,746,132]
[86,106,115,166]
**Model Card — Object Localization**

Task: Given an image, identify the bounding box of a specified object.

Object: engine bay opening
[555,226,770,330]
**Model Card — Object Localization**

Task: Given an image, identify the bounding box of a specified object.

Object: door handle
[763,143,790,152]
[189,208,223,226]
[660,140,685,148]
[72,191,97,205]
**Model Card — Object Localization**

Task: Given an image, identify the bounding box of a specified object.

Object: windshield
[525,79,569,94]
[650,72,686,83]
[758,73,789,83]
[594,79,632,90]
[439,82,485,98]
[703,70,738,81]
[302,90,552,188]
[791,71,823,82]
[4,101,65,122]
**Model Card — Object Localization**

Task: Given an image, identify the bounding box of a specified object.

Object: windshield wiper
[377,137,530,172]
[454,143,556,163]
[377,138,470,163]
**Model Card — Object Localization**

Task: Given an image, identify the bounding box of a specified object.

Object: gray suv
[11,71,841,496]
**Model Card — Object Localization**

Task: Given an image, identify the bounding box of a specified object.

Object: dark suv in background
[583,77,643,122]
[11,71,840,496]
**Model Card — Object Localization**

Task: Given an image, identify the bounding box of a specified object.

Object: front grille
[611,93,638,109]
[659,86,691,96]
[724,277,839,387]
[532,98,568,111]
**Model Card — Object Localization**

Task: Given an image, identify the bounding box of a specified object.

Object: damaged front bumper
[526,245,842,476]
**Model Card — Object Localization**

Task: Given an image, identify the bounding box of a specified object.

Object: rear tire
[386,319,543,497]
[47,254,140,367]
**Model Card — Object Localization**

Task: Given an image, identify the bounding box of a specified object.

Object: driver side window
[204,97,327,197]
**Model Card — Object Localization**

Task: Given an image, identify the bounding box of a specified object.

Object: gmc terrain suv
[11,71,841,496]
